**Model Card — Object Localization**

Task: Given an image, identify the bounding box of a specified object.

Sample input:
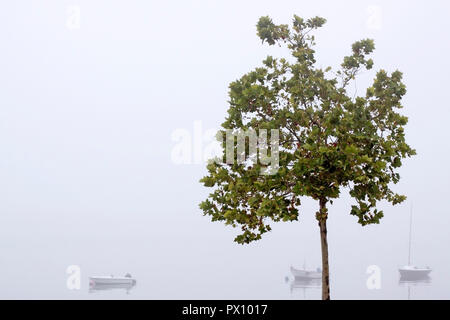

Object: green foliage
[200,15,416,244]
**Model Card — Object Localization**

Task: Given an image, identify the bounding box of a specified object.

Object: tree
[199,15,415,300]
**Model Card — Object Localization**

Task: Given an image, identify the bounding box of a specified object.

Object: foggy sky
[0,0,449,299]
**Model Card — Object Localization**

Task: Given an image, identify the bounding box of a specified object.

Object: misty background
[0,0,449,299]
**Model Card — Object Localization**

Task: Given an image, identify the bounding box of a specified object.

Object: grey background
[0,0,448,299]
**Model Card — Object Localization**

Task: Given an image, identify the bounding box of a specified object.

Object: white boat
[89,273,136,286]
[398,204,432,280]
[290,266,322,280]
[399,266,431,280]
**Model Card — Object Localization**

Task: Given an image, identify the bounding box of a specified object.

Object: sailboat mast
[408,203,413,266]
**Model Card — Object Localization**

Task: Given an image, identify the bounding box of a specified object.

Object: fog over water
[1,0,449,299]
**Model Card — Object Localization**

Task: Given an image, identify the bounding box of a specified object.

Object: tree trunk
[318,198,330,300]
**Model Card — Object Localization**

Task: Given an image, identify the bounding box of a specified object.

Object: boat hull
[89,277,136,286]
[290,267,321,280]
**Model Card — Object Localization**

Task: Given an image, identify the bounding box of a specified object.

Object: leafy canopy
[200,15,416,244]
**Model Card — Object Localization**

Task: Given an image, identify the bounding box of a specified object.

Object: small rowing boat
[290,266,322,280]
[89,273,136,286]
